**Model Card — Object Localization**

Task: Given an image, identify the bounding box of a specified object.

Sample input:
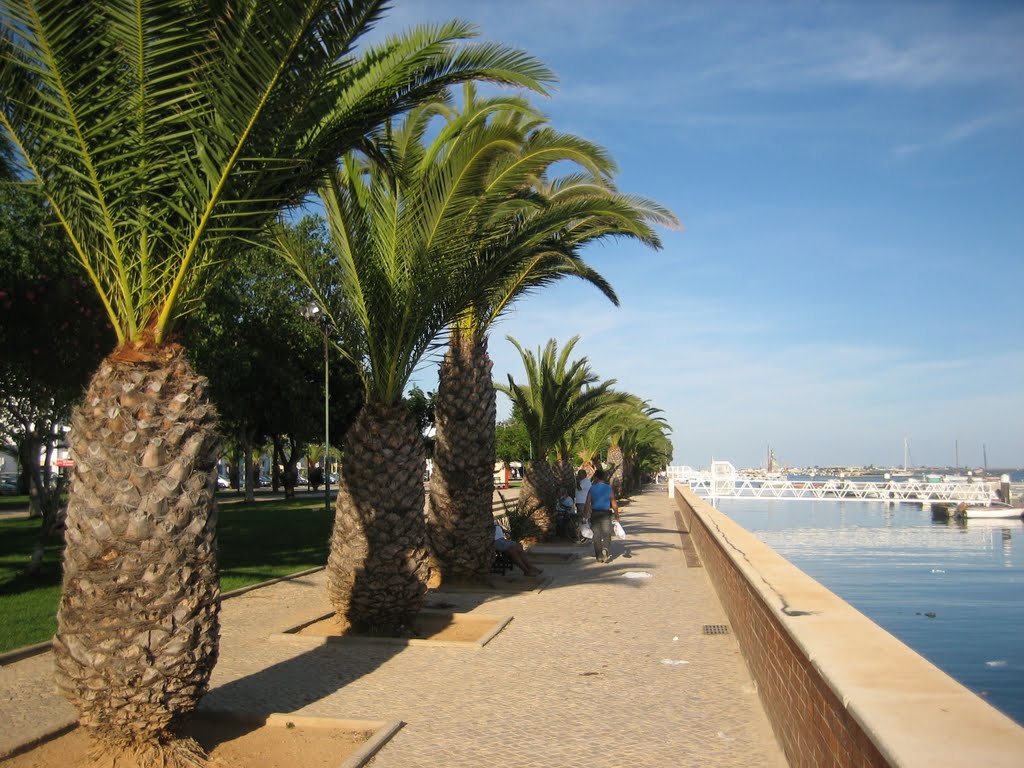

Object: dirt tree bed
[295,610,508,645]
[0,715,376,768]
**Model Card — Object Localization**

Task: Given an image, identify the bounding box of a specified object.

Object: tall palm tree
[278,89,593,631]
[602,398,671,495]
[0,1,550,762]
[623,418,673,489]
[427,88,679,581]
[497,336,628,536]
[617,403,672,492]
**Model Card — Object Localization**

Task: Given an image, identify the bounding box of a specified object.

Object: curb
[0,639,53,667]
[342,719,405,768]
[219,566,325,600]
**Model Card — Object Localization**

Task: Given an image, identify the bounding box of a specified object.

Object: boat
[953,502,1024,520]
[762,446,786,481]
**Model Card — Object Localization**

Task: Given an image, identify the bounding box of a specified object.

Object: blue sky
[382,1,1024,470]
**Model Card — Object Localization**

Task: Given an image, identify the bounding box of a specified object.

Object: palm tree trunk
[427,333,495,584]
[328,402,429,634]
[607,444,625,495]
[518,459,557,537]
[553,459,576,497]
[53,344,220,766]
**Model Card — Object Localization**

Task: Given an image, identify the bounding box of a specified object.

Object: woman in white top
[574,469,592,515]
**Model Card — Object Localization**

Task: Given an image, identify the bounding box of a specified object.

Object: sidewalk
[0,487,787,767]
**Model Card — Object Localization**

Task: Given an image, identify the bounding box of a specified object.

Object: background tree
[610,401,672,494]
[0,1,553,762]
[624,419,673,489]
[598,398,672,495]
[495,414,531,466]
[405,385,436,457]
[497,336,626,536]
[0,183,112,571]
[182,222,364,499]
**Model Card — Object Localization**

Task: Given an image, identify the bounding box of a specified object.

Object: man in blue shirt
[583,469,619,562]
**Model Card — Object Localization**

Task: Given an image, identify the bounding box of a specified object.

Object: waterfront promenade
[0,486,787,766]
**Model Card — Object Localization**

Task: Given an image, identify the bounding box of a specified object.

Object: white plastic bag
[612,520,626,540]
[579,520,594,540]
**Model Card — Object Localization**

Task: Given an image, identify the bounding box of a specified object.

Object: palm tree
[623,418,673,490]
[601,398,672,495]
[620,405,673,491]
[0,1,551,762]
[497,336,629,536]
[277,90,588,631]
[573,420,615,475]
[427,88,679,581]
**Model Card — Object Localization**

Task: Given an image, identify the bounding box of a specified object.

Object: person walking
[584,468,619,562]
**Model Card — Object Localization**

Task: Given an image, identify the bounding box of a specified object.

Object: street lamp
[303,304,331,512]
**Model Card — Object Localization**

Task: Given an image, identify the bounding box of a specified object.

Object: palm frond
[496,335,629,460]
[1,0,553,344]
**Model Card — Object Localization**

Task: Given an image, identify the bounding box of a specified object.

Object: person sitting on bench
[494,523,543,576]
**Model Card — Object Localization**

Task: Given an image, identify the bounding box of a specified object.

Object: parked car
[257,474,271,487]
[216,475,230,489]
[0,477,18,496]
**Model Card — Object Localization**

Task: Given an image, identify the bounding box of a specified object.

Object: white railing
[675,477,997,504]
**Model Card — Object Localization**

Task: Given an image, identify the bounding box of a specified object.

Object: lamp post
[303,304,331,512]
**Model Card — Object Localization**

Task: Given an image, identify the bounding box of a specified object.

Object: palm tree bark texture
[519,459,559,537]
[607,443,625,495]
[328,402,430,634]
[427,334,496,583]
[53,345,220,763]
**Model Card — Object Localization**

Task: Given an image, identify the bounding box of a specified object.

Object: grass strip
[0,496,333,653]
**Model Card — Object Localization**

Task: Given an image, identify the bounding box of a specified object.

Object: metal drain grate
[703,624,730,635]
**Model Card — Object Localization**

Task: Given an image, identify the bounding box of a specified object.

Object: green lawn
[0,495,31,512]
[0,498,333,653]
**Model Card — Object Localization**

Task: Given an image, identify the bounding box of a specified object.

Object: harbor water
[717,494,1024,727]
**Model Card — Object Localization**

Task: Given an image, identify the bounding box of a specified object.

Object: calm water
[717,497,1024,726]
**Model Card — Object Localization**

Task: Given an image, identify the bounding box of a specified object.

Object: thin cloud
[893,110,1021,156]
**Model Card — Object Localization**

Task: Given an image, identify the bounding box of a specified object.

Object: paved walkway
[0,486,787,767]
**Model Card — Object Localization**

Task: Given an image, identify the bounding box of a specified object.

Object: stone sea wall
[671,484,1024,768]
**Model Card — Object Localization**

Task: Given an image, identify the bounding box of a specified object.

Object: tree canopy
[180,220,365,471]
[0,184,111,490]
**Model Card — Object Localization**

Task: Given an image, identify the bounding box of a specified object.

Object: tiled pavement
[0,486,787,767]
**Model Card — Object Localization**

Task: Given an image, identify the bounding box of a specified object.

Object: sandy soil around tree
[297,610,501,643]
[0,716,372,768]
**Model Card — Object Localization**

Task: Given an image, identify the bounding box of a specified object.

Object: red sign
[56,459,75,468]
